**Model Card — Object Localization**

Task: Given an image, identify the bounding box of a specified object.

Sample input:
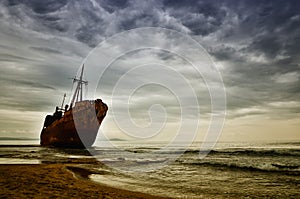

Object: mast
[61,93,66,108]
[70,64,88,106]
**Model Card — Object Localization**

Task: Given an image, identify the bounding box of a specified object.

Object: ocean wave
[184,149,300,157]
[183,161,300,175]
[120,148,300,158]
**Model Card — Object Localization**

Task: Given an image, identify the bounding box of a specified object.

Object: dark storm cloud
[0,0,299,138]
[0,53,39,62]
[29,46,63,54]
[0,77,56,91]
[247,36,282,59]
[6,0,68,13]
[163,0,226,36]
[97,0,129,13]
[192,0,300,119]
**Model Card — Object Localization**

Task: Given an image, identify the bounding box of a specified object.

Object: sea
[1,140,300,198]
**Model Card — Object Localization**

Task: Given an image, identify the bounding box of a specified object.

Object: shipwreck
[40,65,108,148]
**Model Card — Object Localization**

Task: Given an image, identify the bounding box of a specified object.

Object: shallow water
[1,141,300,198]
[88,141,300,198]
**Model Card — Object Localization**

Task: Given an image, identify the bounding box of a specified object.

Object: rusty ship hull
[40,99,108,148]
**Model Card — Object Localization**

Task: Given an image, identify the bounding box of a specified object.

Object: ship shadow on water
[0,145,100,164]
[38,146,103,164]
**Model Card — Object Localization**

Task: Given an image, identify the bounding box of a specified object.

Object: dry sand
[0,164,168,199]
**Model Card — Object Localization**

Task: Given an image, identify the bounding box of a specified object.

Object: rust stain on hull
[40,99,108,148]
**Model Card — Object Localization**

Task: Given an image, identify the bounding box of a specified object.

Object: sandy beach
[0,163,167,199]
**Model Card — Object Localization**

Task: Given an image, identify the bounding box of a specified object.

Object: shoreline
[1,144,300,198]
[0,164,168,199]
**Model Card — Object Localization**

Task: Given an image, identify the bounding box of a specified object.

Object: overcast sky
[0,0,299,142]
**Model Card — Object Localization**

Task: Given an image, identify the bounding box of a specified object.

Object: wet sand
[1,145,299,198]
[0,164,167,199]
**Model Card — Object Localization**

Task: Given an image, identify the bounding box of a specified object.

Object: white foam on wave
[0,158,40,164]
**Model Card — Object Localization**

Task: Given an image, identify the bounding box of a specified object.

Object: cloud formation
[0,0,299,140]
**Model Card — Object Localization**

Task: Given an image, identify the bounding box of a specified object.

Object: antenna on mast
[61,93,66,109]
[70,64,88,106]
